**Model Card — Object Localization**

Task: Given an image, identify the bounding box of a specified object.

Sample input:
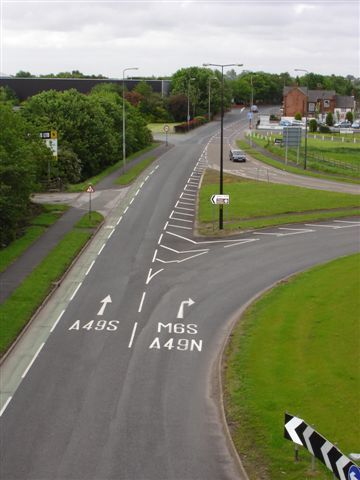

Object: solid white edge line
[0,397,12,417]
[98,243,106,255]
[50,309,65,332]
[138,292,146,313]
[21,342,45,379]
[128,323,138,348]
[70,282,82,301]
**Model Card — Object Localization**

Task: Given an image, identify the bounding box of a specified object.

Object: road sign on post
[284,413,358,479]
[86,185,95,221]
[211,194,230,205]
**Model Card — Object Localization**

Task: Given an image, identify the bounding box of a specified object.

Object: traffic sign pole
[86,185,95,221]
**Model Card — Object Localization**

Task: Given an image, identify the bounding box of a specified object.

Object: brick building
[283,86,355,120]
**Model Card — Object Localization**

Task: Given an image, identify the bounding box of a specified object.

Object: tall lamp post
[123,67,138,173]
[203,63,243,230]
[187,77,196,131]
[207,76,218,122]
[295,68,309,170]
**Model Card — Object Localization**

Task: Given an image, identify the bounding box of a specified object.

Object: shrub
[294,112,302,121]
[174,117,206,133]
[326,112,334,126]
[308,119,318,132]
[319,125,331,134]
[346,111,354,123]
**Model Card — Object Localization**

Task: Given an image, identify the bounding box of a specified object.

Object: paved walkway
[0,143,170,304]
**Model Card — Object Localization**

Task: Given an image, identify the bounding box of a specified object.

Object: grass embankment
[115,156,156,186]
[244,135,360,181]
[66,142,160,192]
[0,204,69,273]
[0,212,103,355]
[224,253,360,479]
[198,169,360,234]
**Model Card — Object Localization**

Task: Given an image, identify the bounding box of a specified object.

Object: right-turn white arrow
[177,298,195,319]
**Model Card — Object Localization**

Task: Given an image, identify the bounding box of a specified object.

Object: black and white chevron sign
[284,413,360,480]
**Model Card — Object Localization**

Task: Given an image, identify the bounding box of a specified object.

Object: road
[1,108,359,480]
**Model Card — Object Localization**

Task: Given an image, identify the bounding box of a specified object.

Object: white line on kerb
[70,282,82,301]
[0,397,12,417]
[50,310,65,332]
[138,292,146,313]
[98,243,106,255]
[85,260,95,276]
[22,343,45,379]
[128,323,138,348]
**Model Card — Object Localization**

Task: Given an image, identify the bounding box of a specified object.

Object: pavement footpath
[0,142,170,304]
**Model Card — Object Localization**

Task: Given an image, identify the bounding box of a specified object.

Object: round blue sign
[349,465,360,480]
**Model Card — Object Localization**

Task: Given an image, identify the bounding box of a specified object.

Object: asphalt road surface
[1,108,359,480]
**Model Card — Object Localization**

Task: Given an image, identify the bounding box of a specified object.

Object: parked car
[279,120,292,126]
[291,120,304,126]
[334,120,352,128]
[229,149,247,162]
[351,121,360,129]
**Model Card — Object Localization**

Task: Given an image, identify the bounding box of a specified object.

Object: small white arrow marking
[285,416,304,446]
[177,298,195,319]
[97,295,112,316]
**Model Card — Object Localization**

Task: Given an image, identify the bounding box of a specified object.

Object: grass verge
[147,122,181,133]
[0,212,103,355]
[198,169,360,235]
[66,142,160,192]
[115,156,156,186]
[223,253,360,479]
[0,204,69,273]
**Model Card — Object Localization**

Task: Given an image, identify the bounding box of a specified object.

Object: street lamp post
[203,63,243,230]
[123,67,138,173]
[187,77,196,131]
[208,76,218,122]
[295,68,309,170]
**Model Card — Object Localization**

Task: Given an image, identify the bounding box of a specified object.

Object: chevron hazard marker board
[284,413,359,480]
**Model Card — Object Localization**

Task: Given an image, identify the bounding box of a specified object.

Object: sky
[1,0,359,79]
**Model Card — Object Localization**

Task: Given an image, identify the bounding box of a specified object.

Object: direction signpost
[283,126,302,164]
[211,194,230,205]
[163,124,169,146]
[86,184,95,221]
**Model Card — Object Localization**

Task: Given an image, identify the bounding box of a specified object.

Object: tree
[15,70,34,77]
[346,111,353,122]
[308,119,318,132]
[166,94,188,121]
[0,104,50,245]
[326,112,334,126]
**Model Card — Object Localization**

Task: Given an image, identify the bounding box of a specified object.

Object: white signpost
[211,194,230,205]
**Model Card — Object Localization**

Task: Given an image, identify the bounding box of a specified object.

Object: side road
[0,142,170,304]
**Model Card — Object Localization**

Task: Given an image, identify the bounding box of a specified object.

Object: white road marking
[138,292,146,313]
[145,175,149,181]
[22,342,45,378]
[130,198,134,205]
[108,229,115,239]
[175,204,194,212]
[135,189,140,196]
[165,230,257,245]
[98,243,106,255]
[70,282,82,300]
[85,260,95,276]
[223,239,259,248]
[158,233,163,245]
[163,221,169,230]
[50,309,65,332]
[156,250,208,264]
[152,249,158,263]
[128,323,138,348]
[168,224,192,230]
[159,244,208,254]
[0,397,12,417]
[124,206,129,214]
[97,295,112,316]
[116,216,123,225]
[146,267,164,285]
[334,220,360,224]
[169,212,192,222]
[174,210,194,217]
[140,182,145,188]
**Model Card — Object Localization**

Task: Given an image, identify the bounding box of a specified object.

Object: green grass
[0,204,69,273]
[245,136,360,180]
[66,142,160,192]
[147,122,181,133]
[115,156,156,185]
[198,170,360,233]
[0,212,103,355]
[224,253,360,479]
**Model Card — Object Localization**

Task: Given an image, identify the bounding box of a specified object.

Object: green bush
[308,118,318,132]
[346,111,354,123]
[294,112,302,121]
[319,125,331,134]
[326,112,334,126]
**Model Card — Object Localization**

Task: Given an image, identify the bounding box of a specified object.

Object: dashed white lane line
[138,292,146,313]
[98,243,106,255]
[135,189,140,197]
[129,198,135,205]
[128,323,138,348]
[116,216,123,225]
[163,221,169,230]
[70,282,82,301]
[124,206,129,214]
[108,229,115,239]
[85,260,95,276]
[158,233,163,245]
[21,342,45,379]
[0,397,12,417]
[152,249,158,263]
[50,309,65,333]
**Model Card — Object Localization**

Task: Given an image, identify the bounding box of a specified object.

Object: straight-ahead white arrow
[177,298,195,319]
[97,295,112,316]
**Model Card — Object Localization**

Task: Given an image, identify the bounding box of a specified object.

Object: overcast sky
[1,0,359,79]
